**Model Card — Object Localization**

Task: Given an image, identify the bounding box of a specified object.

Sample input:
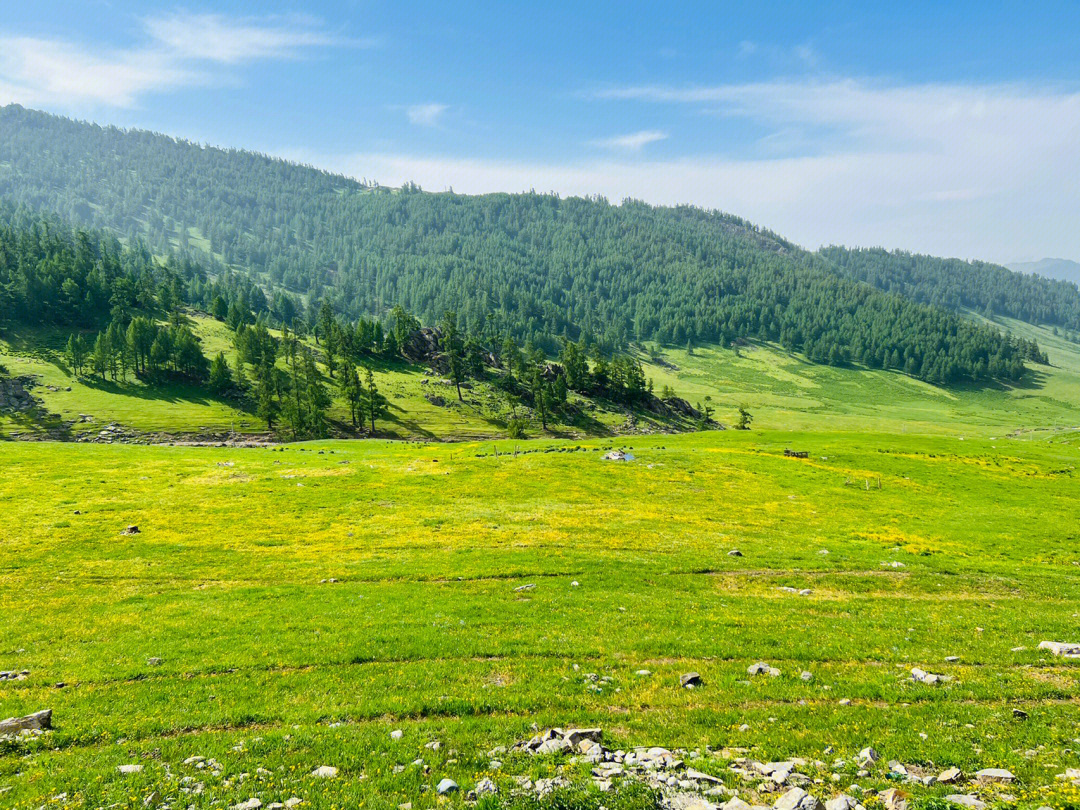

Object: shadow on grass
[1,403,74,440]
[78,375,217,406]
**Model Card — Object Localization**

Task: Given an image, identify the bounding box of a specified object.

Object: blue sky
[2,1,1080,263]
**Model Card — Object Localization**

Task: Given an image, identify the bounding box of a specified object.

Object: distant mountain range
[1008,258,1080,286]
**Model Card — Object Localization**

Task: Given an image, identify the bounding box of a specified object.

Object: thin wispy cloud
[0,11,358,109]
[406,103,449,127]
[591,130,668,151]
[288,77,1080,260]
[143,13,361,64]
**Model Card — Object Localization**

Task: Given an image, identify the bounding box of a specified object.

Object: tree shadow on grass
[1,403,74,440]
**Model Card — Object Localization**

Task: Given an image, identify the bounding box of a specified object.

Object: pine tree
[364,367,386,434]
[209,352,231,394]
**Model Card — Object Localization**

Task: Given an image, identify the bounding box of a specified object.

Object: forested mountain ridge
[820,246,1080,331]
[0,103,1051,384]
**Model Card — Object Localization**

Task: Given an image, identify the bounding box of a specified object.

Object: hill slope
[0,104,1042,385]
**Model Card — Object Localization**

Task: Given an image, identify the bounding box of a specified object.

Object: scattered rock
[232,800,263,810]
[728,550,744,557]
[146,657,163,667]
[514,583,536,592]
[118,764,144,775]
[911,667,952,685]
[681,672,703,688]
[121,525,141,535]
[1037,641,1080,658]
[475,777,497,794]
[774,787,820,810]
[748,662,781,677]
[0,709,52,736]
[311,765,338,778]
[878,788,908,810]
[945,796,985,810]
[390,729,404,739]
[974,768,1014,783]
[437,778,459,794]
[937,768,962,784]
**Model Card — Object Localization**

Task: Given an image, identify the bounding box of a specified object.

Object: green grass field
[2,429,1079,808]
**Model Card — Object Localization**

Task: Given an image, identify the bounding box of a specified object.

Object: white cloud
[0,12,354,109]
[0,36,198,108]
[143,13,356,64]
[406,103,449,127]
[590,130,668,151]
[282,78,1080,261]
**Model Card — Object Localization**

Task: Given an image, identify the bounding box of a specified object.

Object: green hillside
[0,104,1053,385]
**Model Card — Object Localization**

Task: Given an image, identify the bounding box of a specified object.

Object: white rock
[390,729,404,739]
[938,767,961,784]
[774,787,820,810]
[232,800,262,810]
[1038,641,1080,658]
[475,777,498,794]
[825,796,863,810]
[945,796,984,810]
[437,778,459,794]
[118,764,143,774]
[311,765,338,778]
[974,768,1014,783]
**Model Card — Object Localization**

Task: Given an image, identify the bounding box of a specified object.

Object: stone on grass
[0,709,53,736]
[390,729,404,739]
[311,765,338,778]
[748,662,779,676]
[723,799,752,810]
[687,768,724,784]
[911,667,952,685]
[475,777,498,794]
[825,797,864,810]
[118,764,143,774]
[945,796,985,810]
[1037,641,1080,658]
[231,800,262,810]
[774,787,820,810]
[437,778,459,794]
[857,748,880,764]
[878,788,908,810]
[974,768,1014,783]
[937,767,962,784]
[728,550,744,557]
[681,672,703,688]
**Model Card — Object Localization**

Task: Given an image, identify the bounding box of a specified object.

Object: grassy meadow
[2,429,1079,807]
[5,311,1080,442]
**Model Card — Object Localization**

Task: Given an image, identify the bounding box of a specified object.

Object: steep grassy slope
[0,314,673,441]
[1,431,1079,806]
[4,311,1080,441]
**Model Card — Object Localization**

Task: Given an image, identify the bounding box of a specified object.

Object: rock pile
[511,727,1024,810]
[0,376,39,413]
